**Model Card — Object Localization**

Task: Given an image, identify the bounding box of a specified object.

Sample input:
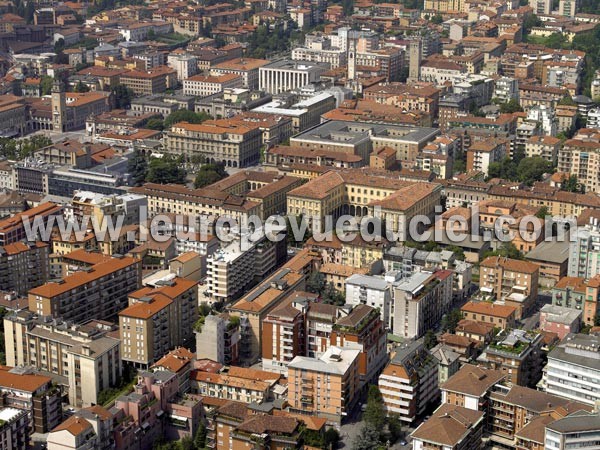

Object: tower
[51,80,66,132]
[408,39,422,83]
[347,37,357,82]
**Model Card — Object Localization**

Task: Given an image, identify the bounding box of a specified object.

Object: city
[0,0,599,449]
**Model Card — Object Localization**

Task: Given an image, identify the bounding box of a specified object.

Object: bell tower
[51,80,66,132]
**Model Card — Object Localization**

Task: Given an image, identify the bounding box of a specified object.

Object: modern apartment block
[0,242,49,295]
[545,412,600,450]
[4,312,122,407]
[28,254,142,323]
[119,277,198,368]
[542,333,600,406]
[552,276,600,325]
[0,408,28,450]
[195,313,240,366]
[378,339,438,423]
[0,366,61,433]
[345,274,392,329]
[568,221,600,279]
[0,202,63,245]
[392,270,454,339]
[479,256,539,319]
[261,302,305,374]
[558,139,600,194]
[288,346,360,424]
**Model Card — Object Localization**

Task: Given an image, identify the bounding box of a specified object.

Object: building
[431,344,461,385]
[392,270,454,339]
[28,254,142,323]
[0,242,49,296]
[119,277,198,368]
[539,304,581,339]
[165,118,262,168]
[345,274,392,329]
[546,412,600,450]
[378,339,438,423]
[0,366,61,433]
[261,302,304,375]
[567,221,600,279]
[479,257,539,319]
[0,408,28,450]
[552,276,600,325]
[525,135,561,162]
[119,66,177,95]
[477,329,544,388]
[559,139,600,193]
[542,333,600,407]
[195,313,240,365]
[466,139,508,175]
[410,404,484,450]
[259,60,328,94]
[440,364,506,412]
[460,301,518,330]
[182,73,243,97]
[4,313,122,407]
[287,346,360,424]
[210,58,270,90]
[0,202,63,246]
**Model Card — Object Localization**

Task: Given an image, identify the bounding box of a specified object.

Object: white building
[167,54,198,81]
[183,74,243,97]
[259,60,329,95]
[0,408,28,450]
[545,412,600,450]
[567,222,600,279]
[291,47,346,69]
[526,104,557,137]
[345,274,393,329]
[494,77,519,103]
[588,107,600,130]
[529,0,551,14]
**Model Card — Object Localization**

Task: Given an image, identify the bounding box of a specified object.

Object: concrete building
[494,77,519,103]
[167,53,198,81]
[558,139,600,194]
[430,344,461,385]
[261,302,305,375]
[259,60,329,94]
[4,313,122,407]
[195,313,240,366]
[210,58,270,90]
[345,274,392,329]
[546,412,600,450]
[378,339,438,423]
[287,346,360,424]
[540,304,582,339]
[567,221,600,279]
[0,408,28,450]
[392,270,453,339]
[552,276,600,326]
[182,73,243,97]
[0,242,49,296]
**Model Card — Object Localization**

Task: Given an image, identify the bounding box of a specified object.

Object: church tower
[408,39,422,83]
[51,80,66,132]
[346,36,358,93]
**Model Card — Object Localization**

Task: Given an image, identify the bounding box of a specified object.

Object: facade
[182,74,243,97]
[0,242,49,296]
[287,346,360,424]
[552,276,600,325]
[440,364,506,412]
[558,139,600,194]
[539,304,582,339]
[0,408,28,450]
[4,313,122,408]
[345,274,392,329]
[195,313,240,365]
[259,60,328,94]
[261,303,304,375]
[378,339,438,423]
[460,301,518,330]
[546,412,600,450]
[568,221,600,279]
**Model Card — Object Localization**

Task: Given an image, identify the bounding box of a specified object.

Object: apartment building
[291,46,346,69]
[345,274,392,329]
[545,412,600,450]
[182,73,243,97]
[0,367,61,433]
[542,333,600,407]
[305,301,339,359]
[460,301,518,330]
[477,329,544,388]
[479,257,539,319]
[259,60,328,94]
[5,313,122,407]
[558,139,600,194]
[119,67,177,95]
[261,302,305,374]
[195,313,240,365]
[378,339,438,423]
[410,404,484,450]
[466,139,508,175]
[71,191,147,226]
[28,255,142,323]
[190,366,281,404]
[119,277,198,368]
[0,408,28,450]
[440,364,506,412]
[165,118,262,168]
[552,276,600,325]
[568,220,600,279]
[529,0,551,14]
[392,270,454,339]
[288,346,360,424]
[0,202,63,246]
[0,242,49,296]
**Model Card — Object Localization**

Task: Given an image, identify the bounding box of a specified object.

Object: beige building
[28,255,142,323]
[5,313,122,407]
[558,139,600,193]
[210,58,270,90]
[119,67,177,95]
[182,73,243,97]
[466,138,508,175]
[525,135,562,162]
[119,277,198,368]
[288,346,360,424]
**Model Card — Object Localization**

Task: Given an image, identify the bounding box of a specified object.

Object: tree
[523,14,542,32]
[484,242,524,260]
[561,174,582,193]
[111,85,135,109]
[145,118,165,131]
[441,308,463,333]
[194,422,207,449]
[164,110,212,129]
[74,81,90,93]
[146,156,187,184]
[387,415,403,444]
[194,163,228,188]
[424,329,438,349]
[497,98,523,114]
[323,428,340,450]
[545,32,567,49]
[488,158,517,181]
[363,385,385,432]
[536,206,549,219]
[128,149,148,186]
[559,95,577,106]
[352,424,381,450]
[516,157,554,185]
[306,271,326,295]
[40,76,54,96]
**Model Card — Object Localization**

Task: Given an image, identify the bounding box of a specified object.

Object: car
[360,403,367,412]
[399,440,407,446]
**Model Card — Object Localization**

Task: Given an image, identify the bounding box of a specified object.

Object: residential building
[195,313,240,365]
[479,257,540,319]
[0,242,49,296]
[378,339,438,423]
[210,58,270,90]
[431,344,461,385]
[567,221,600,279]
[392,270,454,339]
[542,333,600,406]
[493,77,519,103]
[0,202,62,246]
[441,364,506,411]
[182,74,243,97]
[559,139,600,194]
[27,255,142,323]
[466,139,508,175]
[477,329,544,388]
[119,66,177,95]
[4,312,122,407]
[460,301,518,330]
[261,302,305,375]
[525,135,562,162]
[545,412,600,450]
[552,276,600,325]
[259,60,328,94]
[345,274,392,329]
[410,404,484,450]
[0,408,28,450]
[0,366,61,433]
[539,304,582,339]
[119,277,198,369]
[287,346,360,424]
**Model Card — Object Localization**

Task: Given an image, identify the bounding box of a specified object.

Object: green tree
[146,156,187,184]
[111,85,135,109]
[545,32,567,49]
[128,149,148,186]
[561,174,582,193]
[516,157,554,185]
[559,95,577,106]
[323,428,340,450]
[363,385,386,432]
[193,163,228,188]
[387,415,403,444]
[352,424,381,450]
[488,157,517,181]
[536,206,549,219]
[145,118,165,131]
[424,329,438,349]
[40,76,54,96]
[441,308,463,333]
[194,422,207,449]
[523,14,542,32]
[74,80,90,93]
[164,110,211,129]
[306,271,326,295]
[496,98,524,114]
[484,242,524,260]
